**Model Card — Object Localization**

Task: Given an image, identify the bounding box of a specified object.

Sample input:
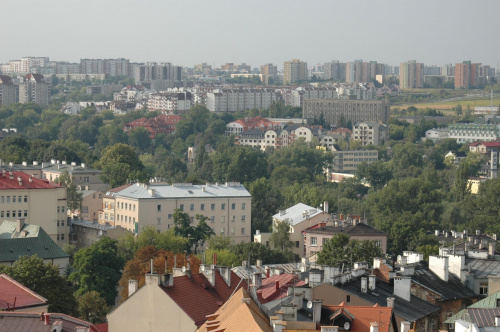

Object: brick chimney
[44,314,50,325]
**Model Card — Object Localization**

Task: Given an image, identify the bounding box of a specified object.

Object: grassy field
[393,98,500,111]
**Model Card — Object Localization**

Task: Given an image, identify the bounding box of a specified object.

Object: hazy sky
[2,0,499,69]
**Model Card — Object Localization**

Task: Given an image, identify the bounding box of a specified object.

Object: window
[221,203,225,210]
[346,295,351,303]
[232,215,235,222]
[125,203,128,210]
[57,234,60,241]
[57,220,60,227]
[230,227,235,235]
[12,211,16,217]
[211,203,215,210]
[242,203,246,210]
[211,216,215,223]
[18,210,21,217]
[179,204,184,211]
[61,206,65,213]
[157,204,161,212]
[221,216,225,223]
[221,227,225,234]
[311,237,317,246]
[241,215,246,221]
[157,217,161,225]
[1,196,3,203]
[61,220,65,227]
[61,234,65,241]
[18,196,21,203]
[12,196,16,203]
[168,214,173,219]
[190,204,194,211]
[6,196,10,203]
[6,211,9,218]
[231,203,235,210]
[200,204,205,211]
[323,238,329,245]
[1,211,3,218]
[480,283,488,295]
[93,194,96,199]
[295,241,300,248]
[241,227,245,234]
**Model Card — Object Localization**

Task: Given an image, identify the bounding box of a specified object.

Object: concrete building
[330,149,379,174]
[283,59,308,85]
[146,92,192,112]
[400,60,424,89]
[206,88,280,113]
[425,128,450,142]
[0,75,18,106]
[235,125,318,151]
[18,74,50,106]
[107,182,251,244]
[323,61,346,81]
[346,60,378,83]
[303,99,390,127]
[0,171,67,246]
[41,161,107,193]
[76,189,104,222]
[134,62,182,90]
[352,121,388,146]
[69,218,130,249]
[259,63,278,85]
[254,203,331,258]
[225,116,281,136]
[448,123,499,143]
[123,114,181,139]
[455,61,491,89]
[0,219,69,274]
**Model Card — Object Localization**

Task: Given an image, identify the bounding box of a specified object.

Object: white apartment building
[206,88,280,113]
[18,74,50,107]
[448,123,499,143]
[352,122,388,146]
[425,128,450,142]
[104,182,252,245]
[147,92,192,112]
[235,125,316,151]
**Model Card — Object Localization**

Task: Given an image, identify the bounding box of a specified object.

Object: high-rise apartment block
[323,61,346,81]
[283,59,308,85]
[206,88,280,113]
[18,74,50,106]
[134,62,182,90]
[0,75,18,106]
[399,60,424,88]
[259,63,278,85]
[455,61,492,89]
[345,60,379,83]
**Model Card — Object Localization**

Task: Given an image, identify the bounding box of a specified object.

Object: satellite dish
[344,322,350,330]
[181,266,186,273]
[306,300,313,309]
[200,265,205,272]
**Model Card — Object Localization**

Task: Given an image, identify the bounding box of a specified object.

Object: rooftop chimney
[201,265,216,287]
[128,279,138,297]
[495,317,500,327]
[321,327,339,332]
[44,314,50,325]
[393,277,411,301]
[370,322,379,332]
[218,266,231,287]
[386,297,395,307]
[369,275,376,291]
[16,218,25,232]
[401,321,411,332]
[312,300,322,324]
[429,255,449,282]
[361,277,368,293]
[252,272,262,288]
[490,241,496,256]
[323,201,329,213]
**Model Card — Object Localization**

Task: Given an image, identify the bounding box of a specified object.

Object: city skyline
[1,0,500,69]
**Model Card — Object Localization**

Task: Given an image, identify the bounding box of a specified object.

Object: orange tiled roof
[257,274,305,304]
[323,303,393,332]
[0,171,59,190]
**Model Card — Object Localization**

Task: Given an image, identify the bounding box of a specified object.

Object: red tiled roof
[469,141,500,147]
[256,274,305,304]
[163,271,248,327]
[94,323,108,332]
[323,303,393,332]
[0,274,48,310]
[0,312,101,332]
[0,171,58,190]
[124,115,181,138]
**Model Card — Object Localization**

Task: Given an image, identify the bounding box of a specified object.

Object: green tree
[98,143,148,187]
[316,234,382,267]
[0,255,78,315]
[206,234,232,250]
[173,210,215,253]
[128,127,152,153]
[56,170,83,211]
[70,237,124,305]
[270,219,294,254]
[77,291,110,324]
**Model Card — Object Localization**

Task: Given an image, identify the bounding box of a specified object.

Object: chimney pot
[275,280,280,291]
[44,314,50,325]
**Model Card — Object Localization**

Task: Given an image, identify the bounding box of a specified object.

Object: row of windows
[0,196,28,204]
[56,234,65,241]
[219,227,245,235]
[118,202,136,211]
[56,220,65,227]
[56,206,66,213]
[0,210,28,218]
[162,202,246,212]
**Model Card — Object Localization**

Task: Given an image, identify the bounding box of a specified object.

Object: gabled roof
[322,303,393,332]
[0,171,59,189]
[273,203,326,226]
[445,291,500,323]
[196,288,272,332]
[256,273,305,304]
[336,277,440,322]
[0,220,69,262]
[303,222,387,237]
[469,141,500,147]
[0,274,48,310]
[163,270,248,327]
[0,312,102,332]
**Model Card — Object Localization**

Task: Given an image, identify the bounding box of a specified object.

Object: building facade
[259,63,277,85]
[18,74,50,106]
[330,150,379,173]
[303,99,390,127]
[283,59,308,85]
[352,122,388,146]
[400,60,424,89]
[106,182,251,245]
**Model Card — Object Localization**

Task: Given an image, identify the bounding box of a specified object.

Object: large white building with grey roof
[109,182,252,244]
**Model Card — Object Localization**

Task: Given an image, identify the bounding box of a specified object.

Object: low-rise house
[0,219,69,274]
[0,273,48,312]
[254,203,331,258]
[302,219,388,259]
[69,219,130,249]
[0,312,103,332]
[107,265,247,332]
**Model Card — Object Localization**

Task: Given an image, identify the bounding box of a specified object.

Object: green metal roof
[0,220,69,262]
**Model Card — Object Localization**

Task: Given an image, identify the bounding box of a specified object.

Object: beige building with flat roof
[105,182,252,245]
[0,171,68,246]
